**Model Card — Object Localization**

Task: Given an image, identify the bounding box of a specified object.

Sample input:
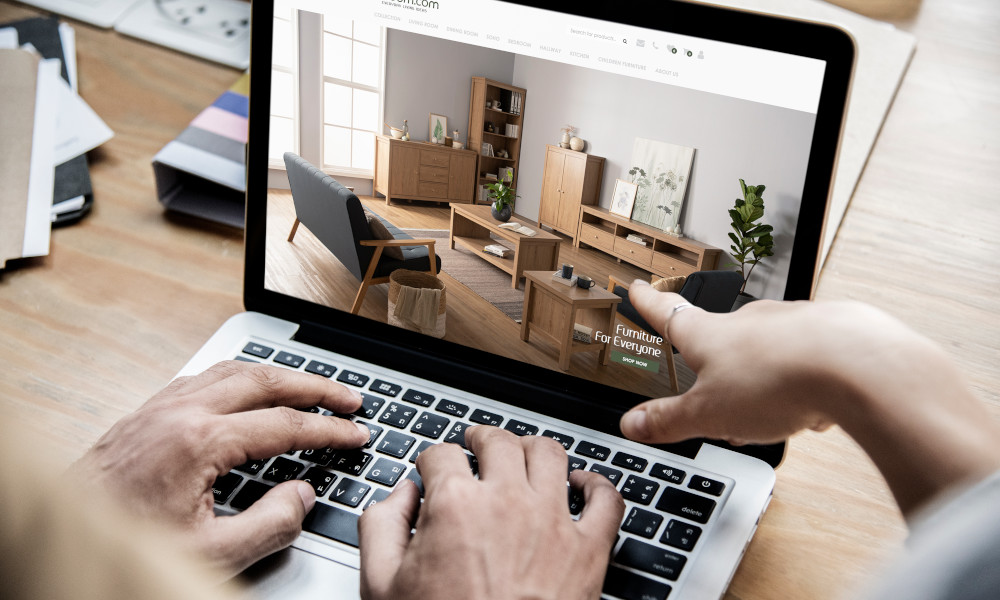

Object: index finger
[628,282,703,350]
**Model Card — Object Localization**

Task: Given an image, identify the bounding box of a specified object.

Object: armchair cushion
[365,212,405,260]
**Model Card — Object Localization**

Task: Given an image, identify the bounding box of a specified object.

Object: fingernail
[355,421,372,438]
[621,409,649,440]
[296,481,316,512]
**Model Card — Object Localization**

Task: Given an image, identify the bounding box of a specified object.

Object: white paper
[22,58,61,258]
[58,22,78,90]
[0,28,18,48]
[52,74,114,165]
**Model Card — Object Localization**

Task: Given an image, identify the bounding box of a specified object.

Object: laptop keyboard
[219,339,733,600]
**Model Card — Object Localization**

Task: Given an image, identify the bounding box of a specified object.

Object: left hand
[72,360,371,576]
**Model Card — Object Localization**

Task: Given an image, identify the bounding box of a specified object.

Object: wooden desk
[1,2,998,599]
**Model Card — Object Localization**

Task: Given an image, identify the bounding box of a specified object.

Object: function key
[378,402,418,428]
[305,360,336,377]
[576,441,611,461]
[365,458,407,487]
[212,472,243,504]
[355,393,386,420]
[541,430,575,450]
[435,399,468,417]
[403,389,436,407]
[649,463,686,484]
[602,565,672,600]
[242,342,273,359]
[615,538,687,581]
[274,351,305,368]
[620,475,661,506]
[621,506,663,539]
[337,370,370,387]
[302,503,360,547]
[660,519,702,552]
[470,408,504,427]
[410,412,450,439]
[656,487,717,524]
[688,475,726,497]
[370,379,402,397]
[612,452,648,472]
[329,478,371,508]
[504,420,539,436]
[590,464,624,486]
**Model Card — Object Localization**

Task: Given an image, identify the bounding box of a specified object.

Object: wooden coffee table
[520,271,622,370]
[449,205,561,288]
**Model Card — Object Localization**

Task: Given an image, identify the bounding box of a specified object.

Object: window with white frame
[269,5,297,162]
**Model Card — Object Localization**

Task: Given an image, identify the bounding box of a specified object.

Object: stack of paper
[0,17,113,269]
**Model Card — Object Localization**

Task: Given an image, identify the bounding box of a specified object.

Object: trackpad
[238,547,360,599]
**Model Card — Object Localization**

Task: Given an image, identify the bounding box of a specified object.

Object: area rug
[402,229,524,322]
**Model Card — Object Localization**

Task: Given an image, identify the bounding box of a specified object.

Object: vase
[731,292,757,311]
[569,136,585,151]
[491,202,512,222]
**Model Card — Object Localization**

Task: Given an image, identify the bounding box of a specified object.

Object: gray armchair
[283,152,441,314]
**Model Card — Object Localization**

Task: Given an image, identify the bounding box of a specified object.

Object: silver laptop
[178,1,854,598]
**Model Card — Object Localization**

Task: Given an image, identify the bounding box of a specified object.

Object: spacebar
[302,503,360,548]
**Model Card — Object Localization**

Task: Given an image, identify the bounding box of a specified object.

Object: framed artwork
[610,178,638,218]
[625,138,696,233]
[429,113,447,144]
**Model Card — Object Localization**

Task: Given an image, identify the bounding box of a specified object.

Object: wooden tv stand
[576,206,722,278]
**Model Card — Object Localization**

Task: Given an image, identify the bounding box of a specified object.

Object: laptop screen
[248,0,852,407]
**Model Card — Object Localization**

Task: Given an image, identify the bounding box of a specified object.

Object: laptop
[180,0,854,598]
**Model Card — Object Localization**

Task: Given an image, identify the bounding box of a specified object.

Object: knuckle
[524,435,566,459]
[240,365,285,394]
[274,405,308,433]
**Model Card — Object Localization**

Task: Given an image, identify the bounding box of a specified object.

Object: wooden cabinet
[374,135,477,205]
[467,77,526,204]
[539,145,605,240]
[577,206,722,278]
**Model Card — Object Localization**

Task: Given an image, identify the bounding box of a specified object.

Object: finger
[570,469,625,544]
[521,435,569,493]
[627,282,704,350]
[415,441,475,494]
[619,393,707,444]
[195,363,363,415]
[151,360,274,402]
[464,425,527,484]
[215,408,371,464]
[202,480,314,574]
[359,480,420,600]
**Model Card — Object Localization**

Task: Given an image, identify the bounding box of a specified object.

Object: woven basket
[387,270,446,338]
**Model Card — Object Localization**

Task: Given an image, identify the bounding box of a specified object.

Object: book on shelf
[481,142,494,157]
[572,323,593,344]
[625,233,648,246]
[504,123,519,138]
[498,166,513,183]
[498,222,535,236]
[551,272,578,287]
[483,244,512,258]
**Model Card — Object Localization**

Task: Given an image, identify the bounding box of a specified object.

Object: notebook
[177,1,854,598]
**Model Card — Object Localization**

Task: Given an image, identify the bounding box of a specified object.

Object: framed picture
[626,138,696,233]
[610,178,639,218]
[429,113,447,144]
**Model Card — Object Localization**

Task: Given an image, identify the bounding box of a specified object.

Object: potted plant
[486,180,518,222]
[727,179,774,308]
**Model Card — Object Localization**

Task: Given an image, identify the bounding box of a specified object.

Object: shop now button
[611,351,659,373]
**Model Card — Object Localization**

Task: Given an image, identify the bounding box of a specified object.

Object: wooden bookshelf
[467,77,526,204]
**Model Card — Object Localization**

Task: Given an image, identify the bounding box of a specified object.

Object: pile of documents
[0,17,113,269]
[483,244,512,258]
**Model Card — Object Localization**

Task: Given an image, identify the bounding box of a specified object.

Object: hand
[358,426,625,600]
[72,360,371,576]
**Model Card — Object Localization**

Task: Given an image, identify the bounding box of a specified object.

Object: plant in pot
[486,180,518,222]
[727,179,775,309]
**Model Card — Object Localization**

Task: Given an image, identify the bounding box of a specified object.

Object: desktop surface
[0,1,998,599]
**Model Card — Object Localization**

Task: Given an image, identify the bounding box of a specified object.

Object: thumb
[620,393,707,444]
[358,480,420,600]
[203,480,314,574]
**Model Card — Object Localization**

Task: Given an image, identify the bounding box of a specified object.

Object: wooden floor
[265,190,693,397]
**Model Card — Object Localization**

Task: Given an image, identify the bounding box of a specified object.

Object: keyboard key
[568,487,585,516]
[405,468,425,496]
[590,464,624,486]
[649,463,686,484]
[355,393,386,420]
[378,430,417,458]
[409,440,435,463]
[444,421,471,448]
[621,507,663,539]
[364,488,392,510]
[274,351,305,368]
[301,467,336,497]
[242,342,273,359]
[337,370,370,387]
[212,472,243,504]
[233,457,269,475]
[305,360,336,377]
[435,399,468,417]
[602,565,672,600]
[688,475,726,497]
[403,389,436,407]
[262,456,305,482]
[467,453,479,475]
[470,408,503,426]
[379,402,418,428]
[612,452,648,472]
[660,519,702,552]
[360,422,383,448]
[234,356,258,363]
[300,447,335,467]
[410,411,450,439]
[568,456,588,473]
[302,503,360,547]
[620,475,661,506]
[541,430,575,450]
[365,458,407,487]
[504,419,539,436]
[330,478,371,507]
[616,538,687,581]
[576,441,611,461]
[370,379,402,397]
[230,480,273,511]
[329,450,373,477]
[656,487,717,524]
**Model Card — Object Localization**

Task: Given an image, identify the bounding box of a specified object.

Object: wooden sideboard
[374,135,478,205]
[576,205,722,278]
